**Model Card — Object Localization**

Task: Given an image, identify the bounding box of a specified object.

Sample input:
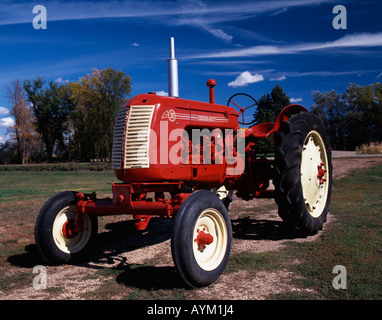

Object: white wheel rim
[52,205,92,254]
[301,130,330,218]
[192,208,228,271]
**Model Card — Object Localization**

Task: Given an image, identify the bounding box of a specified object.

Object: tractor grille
[124,105,156,168]
[112,105,130,169]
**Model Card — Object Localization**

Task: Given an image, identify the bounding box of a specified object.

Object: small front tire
[171,190,232,288]
[35,191,98,265]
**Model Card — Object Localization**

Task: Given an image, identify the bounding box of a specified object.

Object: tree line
[310,82,382,150]
[252,82,382,152]
[1,68,132,164]
[1,76,381,164]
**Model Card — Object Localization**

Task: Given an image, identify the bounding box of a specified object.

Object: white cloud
[0,117,15,129]
[200,24,233,42]
[0,107,9,116]
[287,70,369,78]
[207,28,233,42]
[310,32,382,50]
[0,133,12,143]
[187,32,382,59]
[0,0,333,43]
[130,42,140,47]
[0,0,334,26]
[270,75,286,81]
[55,77,70,83]
[228,71,264,87]
[290,97,303,103]
[192,45,283,59]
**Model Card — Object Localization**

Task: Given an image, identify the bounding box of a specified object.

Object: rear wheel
[274,112,332,235]
[35,191,98,264]
[171,190,232,288]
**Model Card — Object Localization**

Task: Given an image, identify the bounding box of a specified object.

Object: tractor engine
[111,92,241,188]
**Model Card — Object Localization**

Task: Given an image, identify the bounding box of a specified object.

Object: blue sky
[1,0,382,141]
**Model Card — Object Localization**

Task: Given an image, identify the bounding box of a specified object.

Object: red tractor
[35,38,332,288]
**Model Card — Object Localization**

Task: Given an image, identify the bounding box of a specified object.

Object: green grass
[227,165,382,299]
[0,164,381,299]
[0,170,117,201]
[0,168,119,294]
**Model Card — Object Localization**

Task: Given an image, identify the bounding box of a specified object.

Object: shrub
[355,142,382,154]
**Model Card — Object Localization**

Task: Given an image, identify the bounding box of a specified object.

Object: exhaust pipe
[167,37,179,98]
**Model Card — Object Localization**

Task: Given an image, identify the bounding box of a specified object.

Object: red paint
[273,104,308,133]
[195,230,214,247]
[206,79,217,104]
[62,220,78,239]
[317,163,327,185]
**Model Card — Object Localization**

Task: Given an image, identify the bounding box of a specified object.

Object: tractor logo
[162,109,176,122]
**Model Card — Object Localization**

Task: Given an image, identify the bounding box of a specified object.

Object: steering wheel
[227,93,258,125]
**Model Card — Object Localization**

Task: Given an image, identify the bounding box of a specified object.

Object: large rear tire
[171,190,232,288]
[274,112,332,235]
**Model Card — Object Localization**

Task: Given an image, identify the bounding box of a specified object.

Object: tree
[252,84,290,153]
[6,79,36,164]
[351,82,382,144]
[69,68,132,161]
[23,77,74,162]
[311,89,347,150]
[253,84,290,124]
[342,83,371,149]
[0,140,17,164]
[270,84,291,115]
[311,82,382,151]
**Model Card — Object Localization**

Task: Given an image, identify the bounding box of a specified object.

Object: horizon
[1,0,381,142]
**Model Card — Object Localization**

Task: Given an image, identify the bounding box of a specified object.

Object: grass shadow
[7,217,173,269]
[115,265,185,290]
[88,217,173,265]
[7,244,45,268]
[8,216,302,269]
[231,216,303,241]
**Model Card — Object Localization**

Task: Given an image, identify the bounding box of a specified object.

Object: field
[0,156,382,300]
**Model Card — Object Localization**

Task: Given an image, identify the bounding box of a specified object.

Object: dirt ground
[1,155,382,300]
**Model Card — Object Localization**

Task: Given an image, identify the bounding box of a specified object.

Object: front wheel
[171,190,232,288]
[35,191,98,264]
[274,112,333,235]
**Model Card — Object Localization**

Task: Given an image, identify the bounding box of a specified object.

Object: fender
[273,104,309,134]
